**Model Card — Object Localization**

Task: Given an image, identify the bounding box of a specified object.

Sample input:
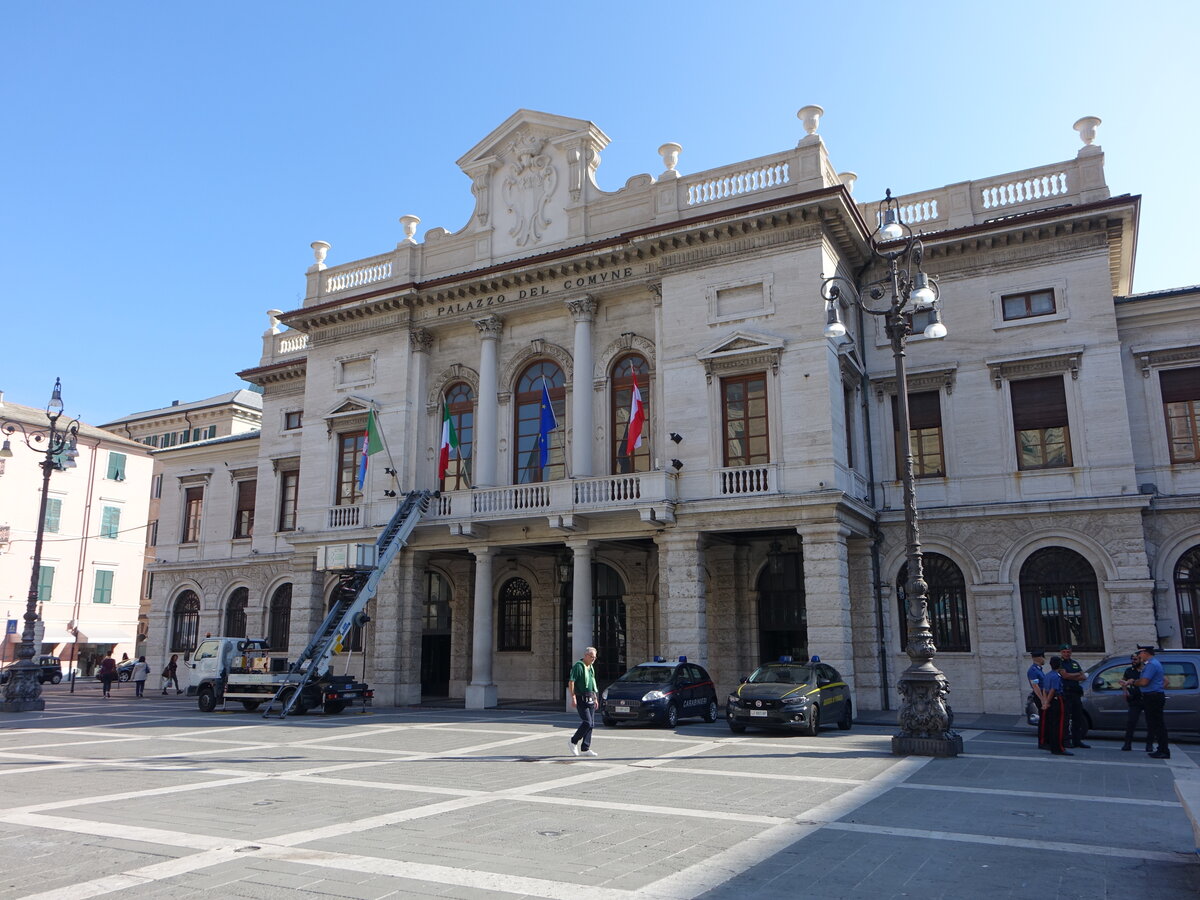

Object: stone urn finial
[1073,116,1102,156]
[658,142,682,180]
[399,214,421,243]
[266,308,283,335]
[310,241,331,269]
[838,171,858,195]
[797,105,824,144]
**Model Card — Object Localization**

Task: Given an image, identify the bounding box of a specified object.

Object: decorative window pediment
[697,331,784,383]
[1132,343,1200,377]
[323,398,372,436]
[985,347,1083,389]
[872,364,958,400]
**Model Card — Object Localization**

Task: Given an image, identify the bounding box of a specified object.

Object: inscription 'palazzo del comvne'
[144,108,1200,716]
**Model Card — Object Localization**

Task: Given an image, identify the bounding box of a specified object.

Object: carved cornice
[986,347,1084,388]
[237,358,307,387]
[1132,343,1200,377]
[873,365,958,400]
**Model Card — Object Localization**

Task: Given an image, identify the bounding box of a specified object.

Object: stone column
[569,540,594,662]
[288,554,325,657]
[797,523,856,704]
[566,295,597,478]
[654,532,707,664]
[393,550,429,706]
[474,316,503,488]
[409,329,434,489]
[466,546,497,708]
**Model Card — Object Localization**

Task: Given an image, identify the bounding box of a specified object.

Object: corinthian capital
[409,328,434,354]
[474,315,504,340]
[565,295,598,323]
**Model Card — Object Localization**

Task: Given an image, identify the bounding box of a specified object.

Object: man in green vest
[567,646,599,757]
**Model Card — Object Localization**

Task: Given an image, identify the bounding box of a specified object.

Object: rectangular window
[106,452,127,480]
[37,565,54,603]
[234,479,256,539]
[284,411,303,430]
[1161,367,1200,464]
[152,474,163,499]
[893,391,946,478]
[721,374,770,467]
[1001,288,1056,321]
[843,384,856,469]
[148,519,159,547]
[206,425,217,439]
[100,505,121,539]
[93,570,114,604]
[336,432,363,506]
[43,497,62,533]
[144,435,158,447]
[1011,376,1072,470]
[182,486,204,543]
[278,470,299,531]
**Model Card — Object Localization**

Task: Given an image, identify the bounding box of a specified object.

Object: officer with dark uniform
[1041,657,1071,755]
[1117,652,1153,752]
[1027,650,1047,748]
[1057,643,1090,748]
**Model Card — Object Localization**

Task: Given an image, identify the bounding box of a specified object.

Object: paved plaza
[0,685,1197,899]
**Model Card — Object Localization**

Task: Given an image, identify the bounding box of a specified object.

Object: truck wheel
[241,701,262,712]
[197,687,217,713]
[323,700,346,715]
[281,686,307,715]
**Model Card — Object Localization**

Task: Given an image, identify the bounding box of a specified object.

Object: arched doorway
[756,545,806,663]
[1174,545,1200,648]
[421,572,452,697]
[560,562,628,685]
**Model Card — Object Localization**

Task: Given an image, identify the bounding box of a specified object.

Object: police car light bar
[779,656,793,663]
[678,655,687,662]
[653,656,666,663]
[810,655,821,663]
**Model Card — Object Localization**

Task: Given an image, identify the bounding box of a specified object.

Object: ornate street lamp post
[820,191,962,756]
[1,378,79,713]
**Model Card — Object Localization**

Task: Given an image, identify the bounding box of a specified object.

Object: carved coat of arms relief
[502,132,557,248]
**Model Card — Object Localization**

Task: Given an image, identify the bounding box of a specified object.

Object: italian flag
[626,374,645,457]
[438,403,458,480]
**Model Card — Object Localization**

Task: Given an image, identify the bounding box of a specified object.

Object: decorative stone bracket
[1133,343,1200,378]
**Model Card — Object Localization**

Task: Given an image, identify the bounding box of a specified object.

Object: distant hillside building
[0,392,152,676]
[144,109,1200,715]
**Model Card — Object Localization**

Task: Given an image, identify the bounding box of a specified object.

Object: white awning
[70,628,136,644]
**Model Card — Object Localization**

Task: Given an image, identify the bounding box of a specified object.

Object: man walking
[567,646,599,758]
[1134,645,1170,759]
[1058,644,1090,748]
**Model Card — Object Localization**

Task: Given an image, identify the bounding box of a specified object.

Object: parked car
[94,660,136,682]
[0,655,64,685]
[1082,649,1200,735]
[601,657,719,727]
[727,656,852,735]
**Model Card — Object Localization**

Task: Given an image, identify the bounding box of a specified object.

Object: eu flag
[537,379,558,468]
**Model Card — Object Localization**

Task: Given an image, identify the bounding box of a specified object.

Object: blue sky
[3,1,1196,425]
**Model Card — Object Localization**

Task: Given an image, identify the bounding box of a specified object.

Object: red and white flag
[626,374,645,457]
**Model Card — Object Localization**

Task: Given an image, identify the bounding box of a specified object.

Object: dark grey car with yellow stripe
[726,657,852,735]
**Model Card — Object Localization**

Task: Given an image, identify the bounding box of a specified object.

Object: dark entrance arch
[756,548,806,663]
[560,562,628,685]
[1174,545,1200,648]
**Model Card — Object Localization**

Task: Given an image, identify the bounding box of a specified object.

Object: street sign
[5,620,16,635]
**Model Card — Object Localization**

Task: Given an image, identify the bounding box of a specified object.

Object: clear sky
[3,1,1196,426]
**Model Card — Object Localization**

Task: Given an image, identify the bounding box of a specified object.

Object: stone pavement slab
[0,690,1197,899]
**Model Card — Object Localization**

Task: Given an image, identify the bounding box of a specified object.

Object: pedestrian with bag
[98,652,117,699]
[131,655,151,698]
[1118,652,1153,752]
[567,646,599,758]
[161,654,182,695]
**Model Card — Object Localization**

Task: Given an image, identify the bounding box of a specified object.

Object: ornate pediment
[696,331,785,383]
[323,398,372,435]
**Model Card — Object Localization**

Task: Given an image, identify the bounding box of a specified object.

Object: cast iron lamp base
[892,670,962,757]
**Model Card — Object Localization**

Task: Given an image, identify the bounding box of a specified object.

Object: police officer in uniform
[1134,645,1170,759]
[1027,650,1047,748]
[1041,657,1071,755]
[1118,652,1153,752]
[1057,643,1090,748]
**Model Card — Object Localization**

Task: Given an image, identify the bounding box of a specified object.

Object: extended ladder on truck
[262,490,434,719]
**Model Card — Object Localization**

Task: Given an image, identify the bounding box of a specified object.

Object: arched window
[170,590,200,653]
[756,545,806,662]
[514,362,565,484]
[1174,545,1200,648]
[897,553,970,652]
[611,354,651,474]
[268,583,293,652]
[441,382,475,491]
[498,577,532,651]
[224,587,248,638]
[1020,547,1103,652]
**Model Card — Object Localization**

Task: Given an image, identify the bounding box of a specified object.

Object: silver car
[1081,649,1200,735]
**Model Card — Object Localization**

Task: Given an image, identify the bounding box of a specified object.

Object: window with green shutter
[43,497,62,533]
[100,506,121,539]
[37,566,54,603]
[107,452,127,481]
[93,570,114,604]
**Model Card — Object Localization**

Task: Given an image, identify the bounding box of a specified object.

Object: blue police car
[601,656,719,728]
[726,656,852,735]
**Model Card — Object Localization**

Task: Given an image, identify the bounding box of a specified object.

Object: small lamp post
[820,191,961,756]
[1,378,80,712]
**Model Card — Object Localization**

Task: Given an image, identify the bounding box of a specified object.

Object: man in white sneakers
[567,647,599,757]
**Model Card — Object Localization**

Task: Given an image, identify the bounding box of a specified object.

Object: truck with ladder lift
[186,490,433,718]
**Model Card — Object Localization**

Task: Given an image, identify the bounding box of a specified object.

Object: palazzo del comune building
[144,108,1200,716]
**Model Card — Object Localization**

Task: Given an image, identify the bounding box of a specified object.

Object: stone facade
[144,109,1200,715]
